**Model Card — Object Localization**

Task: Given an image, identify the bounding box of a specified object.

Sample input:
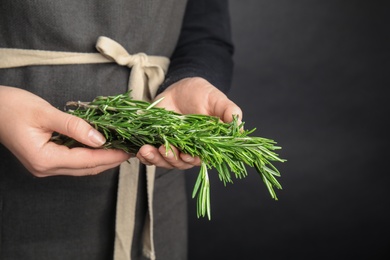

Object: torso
[0,1,188,259]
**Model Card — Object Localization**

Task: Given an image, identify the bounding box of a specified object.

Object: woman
[0,0,242,259]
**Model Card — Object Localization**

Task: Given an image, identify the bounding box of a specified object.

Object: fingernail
[165,150,174,158]
[145,152,154,160]
[140,158,152,166]
[183,155,194,162]
[88,129,105,146]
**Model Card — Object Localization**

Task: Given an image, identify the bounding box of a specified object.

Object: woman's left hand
[137,77,243,169]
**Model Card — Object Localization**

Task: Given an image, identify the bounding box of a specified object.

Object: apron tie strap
[0,36,166,260]
[95,36,169,102]
[0,36,170,102]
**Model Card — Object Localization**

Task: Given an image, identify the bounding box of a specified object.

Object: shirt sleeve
[157,0,234,95]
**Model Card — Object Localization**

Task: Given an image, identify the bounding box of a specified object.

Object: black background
[185,1,390,259]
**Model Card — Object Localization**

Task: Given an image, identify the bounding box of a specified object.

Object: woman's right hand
[0,86,131,177]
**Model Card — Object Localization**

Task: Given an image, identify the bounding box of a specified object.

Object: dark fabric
[0,0,233,259]
[0,0,186,56]
[130,166,188,260]
[153,168,188,260]
[0,145,188,260]
[0,143,119,259]
[158,0,234,95]
[130,165,147,260]
[0,0,188,108]
[0,0,188,259]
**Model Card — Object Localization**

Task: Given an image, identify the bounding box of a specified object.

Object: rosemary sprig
[53,92,286,219]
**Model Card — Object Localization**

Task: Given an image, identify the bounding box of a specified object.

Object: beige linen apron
[0,36,169,260]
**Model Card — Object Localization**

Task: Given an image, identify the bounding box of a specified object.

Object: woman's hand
[0,86,131,177]
[137,77,242,169]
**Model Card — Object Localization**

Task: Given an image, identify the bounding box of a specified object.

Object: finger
[157,145,196,170]
[47,144,131,169]
[27,143,131,176]
[46,109,106,148]
[208,90,243,123]
[219,100,243,123]
[136,145,154,166]
[38,160,125,177]
[137,145,196,170]
[137,145,174,169]
[180,153,202,166]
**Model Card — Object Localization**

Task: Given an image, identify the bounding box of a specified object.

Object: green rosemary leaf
[146,96,165,110]
[52,91,286,219]
[192,166,203,199]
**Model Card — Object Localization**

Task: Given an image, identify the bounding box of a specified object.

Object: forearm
[158,0,234,95]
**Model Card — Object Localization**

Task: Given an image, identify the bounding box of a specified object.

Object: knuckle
[164,164,175,170]
[138,157,152,166]
[24,148,54,177]
[174,161,191,170]
[83,154,98,169]
[84,152,108,172]
[87,169,100,176]
[27,160,50,177]
[64,115,84,136]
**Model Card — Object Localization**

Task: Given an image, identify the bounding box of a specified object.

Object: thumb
[214,98,243,124]
[223,102,243,124]
[47,108,106,148]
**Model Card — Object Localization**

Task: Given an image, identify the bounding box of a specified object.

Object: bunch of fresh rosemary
[53,92,285,219]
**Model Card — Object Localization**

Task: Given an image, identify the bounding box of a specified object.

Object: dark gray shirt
[0,0,233,259]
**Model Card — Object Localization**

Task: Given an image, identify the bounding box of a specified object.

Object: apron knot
[96,36,169,101]
[0,37,165,260]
